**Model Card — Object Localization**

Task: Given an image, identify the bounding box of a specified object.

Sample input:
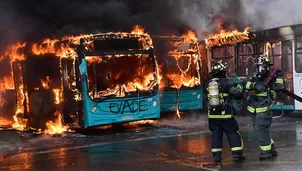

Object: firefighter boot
[259,150,272,160]
[271,144,278,157]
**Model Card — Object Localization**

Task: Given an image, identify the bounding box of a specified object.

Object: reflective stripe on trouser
[251,110,273,151]
[247,105,270,113]
[208,110,232,119]
[209,118,243,161]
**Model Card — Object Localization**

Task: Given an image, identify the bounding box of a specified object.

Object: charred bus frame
[62,33,161,128]
[153,36,204,114]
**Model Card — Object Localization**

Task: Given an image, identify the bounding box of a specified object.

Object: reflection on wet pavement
[1,116,302,170]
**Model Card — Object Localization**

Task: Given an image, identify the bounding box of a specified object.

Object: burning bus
[205,24,302,114]
[62,32,161,128]
[0,25,160,131]
[153,31,205,118]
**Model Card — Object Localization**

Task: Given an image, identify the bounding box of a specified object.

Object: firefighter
[241,55,284,160]
[206,61,245,166]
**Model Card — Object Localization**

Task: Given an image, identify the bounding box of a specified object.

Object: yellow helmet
[210,61,227,76]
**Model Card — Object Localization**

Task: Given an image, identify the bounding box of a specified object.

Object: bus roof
[252,23,302,41]
[81,32,154,56]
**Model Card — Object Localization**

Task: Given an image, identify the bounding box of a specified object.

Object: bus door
[280,40,294,107]
[267,41,294,109]
[294,36,302,110]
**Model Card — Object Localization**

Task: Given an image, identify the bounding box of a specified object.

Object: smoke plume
[0,0,302,46]
[180,0,302,39]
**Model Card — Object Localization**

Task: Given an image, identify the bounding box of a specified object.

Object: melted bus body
[153,37,205,113]
[206,24,302,113]
[63,33,160,128]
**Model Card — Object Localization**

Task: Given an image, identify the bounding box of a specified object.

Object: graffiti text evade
[109,100,148,114]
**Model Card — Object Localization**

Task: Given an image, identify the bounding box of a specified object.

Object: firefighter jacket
[241,71,284,114]
[206,77,243,119]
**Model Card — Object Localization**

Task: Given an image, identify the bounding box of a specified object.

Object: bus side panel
[178,88,203,111]
[160,88,203,112]
[83,94,160,128]
[160,90,177,112]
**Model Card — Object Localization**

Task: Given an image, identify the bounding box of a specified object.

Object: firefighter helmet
[210,61,227,77]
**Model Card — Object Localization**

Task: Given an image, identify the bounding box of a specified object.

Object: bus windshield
[85,38,157,100]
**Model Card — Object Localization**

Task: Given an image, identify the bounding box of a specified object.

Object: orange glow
[205,27,250,48]
[32,34,93,58]
[53,89,62,105]
[86,56,103,66]
[131,25,145,35]
[41,76,51,89]
[95,69,157,98]
[44,111,69,135]
[0,42,26,62]
[0,118,12,127]
[166,73,200,89]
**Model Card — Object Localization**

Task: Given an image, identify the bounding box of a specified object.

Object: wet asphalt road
[1,114,302,171]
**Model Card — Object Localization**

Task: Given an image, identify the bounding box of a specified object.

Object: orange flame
[131,25,145,35]
[0,42,26,62]
[41,76,51,89]
[44,111,69,135]
[205,27,250,48]
[1,25,158,131]
[86,56,103,66]
[53,89,62,105]
[164,31,201,89]
[160,31,201,119]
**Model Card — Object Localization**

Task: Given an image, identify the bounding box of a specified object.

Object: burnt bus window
[295,37,302,73]
[212,46,235,77]
[271,43,282,70]
[237,43,264,76]
[87,54,156,100]
[212,46,234,58]
[281,43,292,72]
[238,43,255,76]
[93,39,141,52]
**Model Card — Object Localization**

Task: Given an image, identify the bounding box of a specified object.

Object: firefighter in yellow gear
[240,55,284,160]
[205,61,245,166]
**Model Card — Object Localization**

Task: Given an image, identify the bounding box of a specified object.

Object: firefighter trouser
[251,110,275,152]
[209,118,243,161]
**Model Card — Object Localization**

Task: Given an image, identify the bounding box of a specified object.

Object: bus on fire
[205,23,302,114]
[153,34,206,116]
[62,32,161,128]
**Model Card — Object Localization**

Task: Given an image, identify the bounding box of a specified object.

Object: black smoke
[0,0,190,47]
[1,0,302,48]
